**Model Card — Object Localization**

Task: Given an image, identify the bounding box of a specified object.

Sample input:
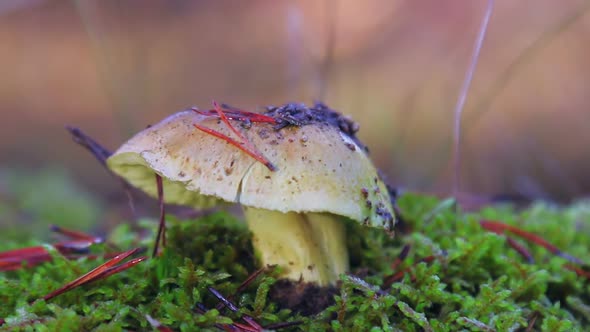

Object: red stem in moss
[383,255,436,289]
[215,266,268,311]
[525,312,538,332]
[390,244,411,271]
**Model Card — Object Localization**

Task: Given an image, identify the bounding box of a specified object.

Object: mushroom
[106,102,395,286]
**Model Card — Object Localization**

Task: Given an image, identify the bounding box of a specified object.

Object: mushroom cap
[106,106,395,231]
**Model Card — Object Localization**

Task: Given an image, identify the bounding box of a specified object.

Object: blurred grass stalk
[451,0,493,197]
[434,0,590,200]
[74,0,146,138]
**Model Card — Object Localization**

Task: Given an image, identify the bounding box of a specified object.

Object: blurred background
[1,0,590,236]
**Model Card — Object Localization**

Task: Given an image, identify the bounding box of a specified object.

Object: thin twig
[152,174,166,257]
[316,0,338,101]
[66,126,112,166]
[66,126,137,216]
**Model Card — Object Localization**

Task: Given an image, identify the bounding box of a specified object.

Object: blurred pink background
[1,0,590,204]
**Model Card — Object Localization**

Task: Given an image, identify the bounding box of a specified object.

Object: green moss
[1,194,590,331]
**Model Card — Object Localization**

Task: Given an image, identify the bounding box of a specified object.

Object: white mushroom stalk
[244,209,348,286]
[106,102,395,286]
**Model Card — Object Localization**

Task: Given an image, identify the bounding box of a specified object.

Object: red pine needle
[236,267,267,294]
[93,256,147,280]
[506,237,535,263]
[0,240,95,271]
[564,264,590,279]
[0,246,53,260]
[480,220,583,264]
[231,323,260,332]
[50,225,103,243]
[242,316,263,331]
[41,247,145,302]
[192,102,277,171]
[193,105,277,124]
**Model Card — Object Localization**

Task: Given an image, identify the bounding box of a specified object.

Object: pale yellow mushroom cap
[106,105,395,231]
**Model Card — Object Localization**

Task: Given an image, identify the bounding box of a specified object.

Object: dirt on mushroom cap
[106,103,395,231]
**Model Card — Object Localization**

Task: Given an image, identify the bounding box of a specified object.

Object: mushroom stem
[243,207,349,286]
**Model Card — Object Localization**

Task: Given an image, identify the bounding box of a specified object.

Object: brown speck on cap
[360,188,369,199]
[258,129,270,139]
[344,142,356,151]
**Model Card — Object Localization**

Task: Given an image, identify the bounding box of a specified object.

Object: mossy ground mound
[1,193,590,331]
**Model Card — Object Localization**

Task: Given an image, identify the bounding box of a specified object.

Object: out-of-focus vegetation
[1,0,590,207]
[0,168,101,241]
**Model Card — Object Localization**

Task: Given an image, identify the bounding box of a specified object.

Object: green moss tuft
[1,194,590,331]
